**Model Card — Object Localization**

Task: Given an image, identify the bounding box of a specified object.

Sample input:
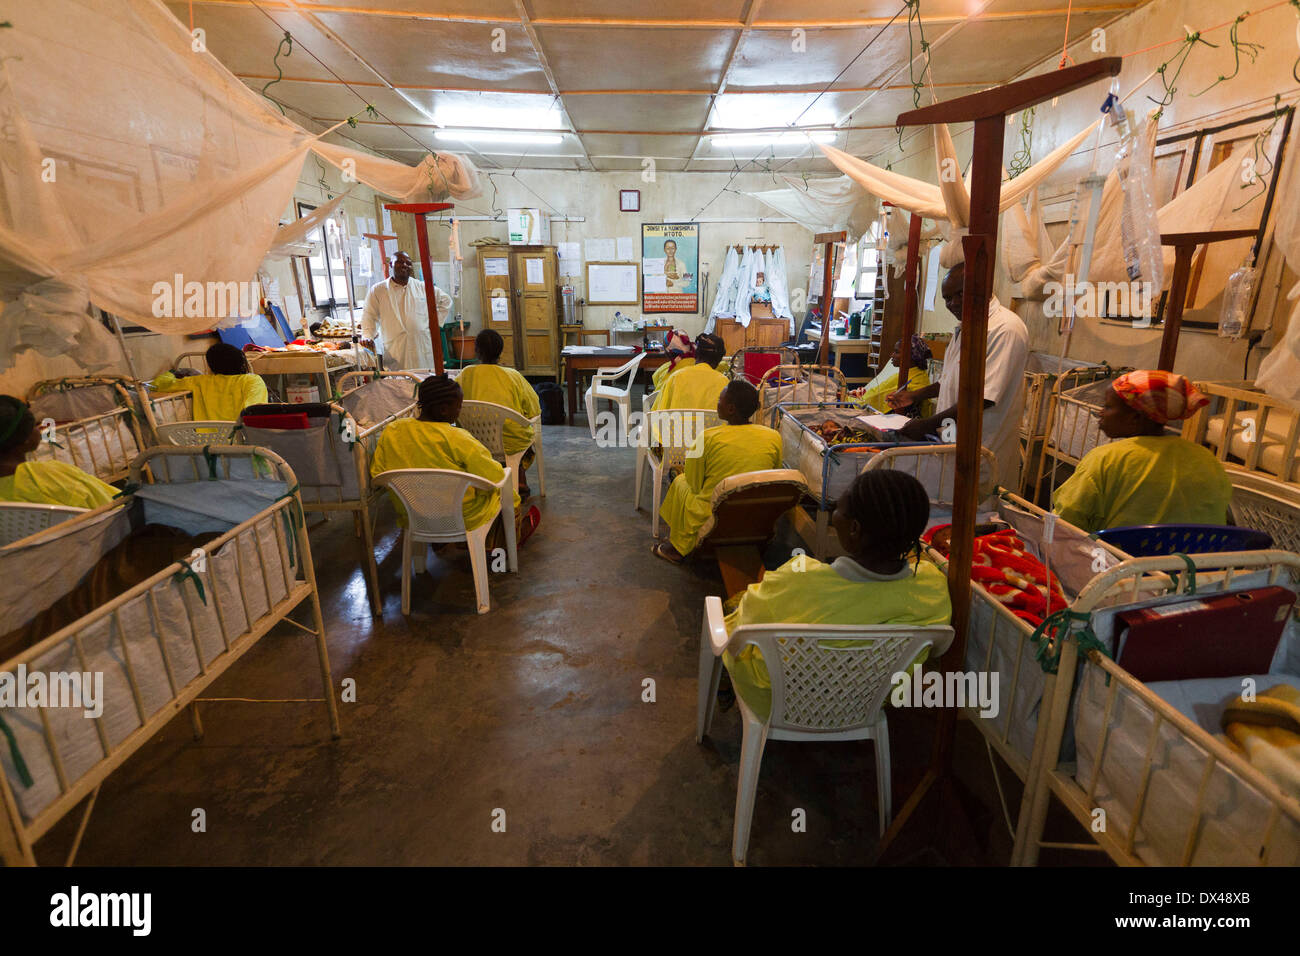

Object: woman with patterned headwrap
[850,335,932,415]
[650,329,697,392]
[1052,370,1232,533]
[0,395,117,509]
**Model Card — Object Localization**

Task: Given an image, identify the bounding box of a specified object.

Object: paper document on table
[857,413,912,431]
[616,236,636,261]
[563,346,602,354]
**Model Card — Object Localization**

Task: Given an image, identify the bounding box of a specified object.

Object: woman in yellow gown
[455,329,542,497]
[852,334,931,413]
[371,375,538,545]
[653,380,782,563]
[0,395,117,509]
[722,469,953,719]
[650,329,696,393]
[150,342,268,421]
[653,333,728,412]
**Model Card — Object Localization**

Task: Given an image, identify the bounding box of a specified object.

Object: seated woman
[455,329,542,498]
[854,335,932,415]
[371,374,539,549]
[1053,370,1233,533]
[654,380,782,564]
[653,333,728,413]
[723,469,952,721]
[651,329,696,393]
[0,395,117,509]
[150,342,269,421]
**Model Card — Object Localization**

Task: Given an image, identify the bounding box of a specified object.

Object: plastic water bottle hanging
[1218,255,1258,339]
[1109,103,1164,294]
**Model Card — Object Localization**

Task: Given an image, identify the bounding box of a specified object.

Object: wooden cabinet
[476,244,559,376]
[715,316,790,355]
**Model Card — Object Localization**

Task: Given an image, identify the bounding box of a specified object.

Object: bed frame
[1031,367,1135,500]
[1014,550,1300,866]
[1183,380,1300,485]
[240,373,420,617]
[26,377,146,485]
[0,446,340,866]
[1018,358,1113,500]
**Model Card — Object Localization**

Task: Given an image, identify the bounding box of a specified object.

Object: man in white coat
[359,251,453,371]
[890,261,1029,492]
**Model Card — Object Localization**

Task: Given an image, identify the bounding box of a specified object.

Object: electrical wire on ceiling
[691,1,908,221]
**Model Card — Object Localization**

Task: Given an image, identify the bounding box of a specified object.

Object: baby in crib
[1052,370,1232,533]
[0,395,117,509]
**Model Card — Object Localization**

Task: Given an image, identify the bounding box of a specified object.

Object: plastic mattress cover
[0,505,293,824]
[28,385,121,422]
[341,377,418,428]
[27,408,140,481]
[241,412,360,504]
[1071,573,1300,864]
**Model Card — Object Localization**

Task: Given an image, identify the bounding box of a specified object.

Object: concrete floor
[56,416,1095,866]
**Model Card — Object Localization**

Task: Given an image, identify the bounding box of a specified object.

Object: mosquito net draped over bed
[0,0,481,369]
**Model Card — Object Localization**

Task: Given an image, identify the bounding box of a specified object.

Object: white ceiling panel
[581,133,702,159]
[537,26,735,91]
[564,94,712,133]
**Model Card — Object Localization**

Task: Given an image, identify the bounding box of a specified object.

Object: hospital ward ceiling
[172,0,1148,172]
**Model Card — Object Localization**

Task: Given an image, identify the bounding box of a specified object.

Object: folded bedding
[1222,683,1300,799]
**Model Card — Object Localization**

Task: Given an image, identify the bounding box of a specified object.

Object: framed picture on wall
[620,189,640,212]
[641,222,699,313]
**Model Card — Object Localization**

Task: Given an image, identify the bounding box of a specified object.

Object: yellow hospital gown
[659,423,782,556]
[151,372,268,421]
[652,357,695,392]
[1052,435,1233,533]
[370,418,520,531]
[0,460,117,510]
[723,555,952,721]
[853,360,930,413]
[653,362,728,412]
[456,363,541,456]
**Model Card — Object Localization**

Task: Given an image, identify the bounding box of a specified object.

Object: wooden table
[805,329,876,384]
[563,348,669,426]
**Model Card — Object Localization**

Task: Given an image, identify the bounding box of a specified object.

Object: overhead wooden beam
[896,57,1122,124]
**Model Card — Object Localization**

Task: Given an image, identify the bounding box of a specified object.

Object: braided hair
[840,469,931,565]
[417,374,462,421]
[695,333,725,367]
[0,395,35,454]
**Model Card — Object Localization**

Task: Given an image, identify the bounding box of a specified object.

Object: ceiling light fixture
[709,130,837,148]
[434,130,565,145]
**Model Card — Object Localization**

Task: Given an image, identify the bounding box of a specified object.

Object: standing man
[359,250,452,371]
[889,261,1029,491]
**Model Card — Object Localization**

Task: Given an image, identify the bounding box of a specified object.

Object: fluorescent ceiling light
[710,130,836,148]
[435,130,565,145]
[434,99,565,131]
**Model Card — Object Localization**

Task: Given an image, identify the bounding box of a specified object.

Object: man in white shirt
[360,251,452,371]
[890,262,1029,491]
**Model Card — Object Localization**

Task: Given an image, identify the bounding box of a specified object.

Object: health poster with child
[642,223,699,313]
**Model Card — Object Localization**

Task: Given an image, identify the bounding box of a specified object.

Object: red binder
[1114,586,1296,682]
[241,412,310,430]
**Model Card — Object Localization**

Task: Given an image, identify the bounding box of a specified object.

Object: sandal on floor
[518,506,541,547]
[652,542,684,565]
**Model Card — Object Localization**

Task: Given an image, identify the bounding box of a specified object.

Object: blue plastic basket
[1095,524,1273,558]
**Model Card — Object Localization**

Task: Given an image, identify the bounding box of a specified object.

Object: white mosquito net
[0,0,480,371]
[1256,126,1300,402]
[747,174,877,236]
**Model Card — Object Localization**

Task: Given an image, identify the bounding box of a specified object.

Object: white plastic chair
[458,399,546,497]
[372,466,517,615]
[154,421,242,446]
[584,352,644,442]
[0,502,87,547]
[637,407,722,537]
[696,595,953,865]
[632,389,659,510]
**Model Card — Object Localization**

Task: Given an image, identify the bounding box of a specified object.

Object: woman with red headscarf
[651,329,696,392]
[1052,370,1232,533]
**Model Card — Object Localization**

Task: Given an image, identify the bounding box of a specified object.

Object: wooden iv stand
[382,202,453,375]
[876,57,1124,865]
[363,232,400,278]
[1156,229,1257,370]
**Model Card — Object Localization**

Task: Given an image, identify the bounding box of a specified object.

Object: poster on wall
[641,222,699,313]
